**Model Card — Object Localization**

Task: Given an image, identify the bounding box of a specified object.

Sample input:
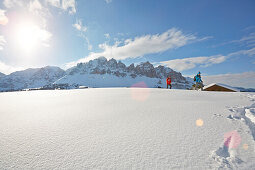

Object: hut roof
[204,83,240,92]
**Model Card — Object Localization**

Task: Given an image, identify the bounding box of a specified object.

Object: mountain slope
[236,87,255,92]
[0,66,65,91]
[55,57,192,89]
[0,72,5,78]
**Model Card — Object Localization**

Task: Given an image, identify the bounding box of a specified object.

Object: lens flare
[243,144,248,150]
[223,131,241,149]
[130,82,150,102]
[196,119,204,127]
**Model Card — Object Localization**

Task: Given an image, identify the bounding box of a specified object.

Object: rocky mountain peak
[107,58,118,68]
[68,57,187,82]
[135,61,156,78]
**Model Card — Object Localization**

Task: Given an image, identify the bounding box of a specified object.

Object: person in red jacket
[166,76,172,89]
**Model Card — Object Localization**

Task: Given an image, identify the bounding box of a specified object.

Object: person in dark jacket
[194,72,203,90]
[166,76,172,89]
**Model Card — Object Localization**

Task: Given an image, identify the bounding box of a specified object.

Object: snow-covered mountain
[55,57,192,89]
[0,72,5,78]
[235,87,255,92]
[0,57,192,91]
[0,66,65,91]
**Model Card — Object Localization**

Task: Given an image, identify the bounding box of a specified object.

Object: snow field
[0,89,254,169]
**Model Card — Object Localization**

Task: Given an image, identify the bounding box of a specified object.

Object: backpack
[193,76,196,81]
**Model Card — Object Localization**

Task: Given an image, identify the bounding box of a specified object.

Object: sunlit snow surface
[0,88,255,169]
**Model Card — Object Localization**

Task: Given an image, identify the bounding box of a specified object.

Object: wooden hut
[203,83,239,92]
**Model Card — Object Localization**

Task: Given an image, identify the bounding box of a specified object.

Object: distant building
[79,86,88,89]
[204,83,240,92]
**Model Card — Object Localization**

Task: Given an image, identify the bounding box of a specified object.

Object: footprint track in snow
[244,106,255,141]
[211,94,255,169]
[226,94,255,141]
[211,135,243,169]
[247,94,255,102]
[213,113,223,118]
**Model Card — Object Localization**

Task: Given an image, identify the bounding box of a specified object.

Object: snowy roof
[204,83,240,92]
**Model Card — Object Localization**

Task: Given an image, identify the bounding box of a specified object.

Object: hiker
[194,72,203,90]
[166,76,172,89]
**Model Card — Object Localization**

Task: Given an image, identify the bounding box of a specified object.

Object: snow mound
[245,108,255,124]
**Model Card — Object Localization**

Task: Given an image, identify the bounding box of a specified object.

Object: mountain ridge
[0,57,192,91]
[0,66,65,91]
[55,57,191,89]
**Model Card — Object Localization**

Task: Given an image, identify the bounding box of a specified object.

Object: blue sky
[0,0,255,87]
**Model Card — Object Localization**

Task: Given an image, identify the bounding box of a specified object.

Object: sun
[16,22,39,52]
[15,21,51,53]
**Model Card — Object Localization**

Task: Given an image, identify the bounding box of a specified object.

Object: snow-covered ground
[0,88,255,169]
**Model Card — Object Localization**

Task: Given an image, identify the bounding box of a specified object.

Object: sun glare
[15,22,48,52]
[16,23,37,52]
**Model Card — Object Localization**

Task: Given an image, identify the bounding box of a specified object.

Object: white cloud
[1,0,51,32]
[203,72,255,88]
[160,47,255,72]
[73,19,92,50]
[105,0,112,3]
[4,0,76,14]
[29,0,51,28]
[243,26,255,31]
[0,9,8,25]
[0,60,23,74]
[46,0,76,14]
[29,0,42,11]
[214,33,255,48]
[3,0,23,8]
[82,35,93,51]
[73,19,87,32]
[104,33,110,39]
[46,0,60,7]
[81,35,92,51]
[33,25,52,46]
[0,35,6,50]
[62,0,76,14]
[117,33,125,36]
[66,28,197,67]
[237,33,255,47]
[197,36,213,42]
[86,37,93,51]
[228,47,255,57]
[160,55,227,72]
